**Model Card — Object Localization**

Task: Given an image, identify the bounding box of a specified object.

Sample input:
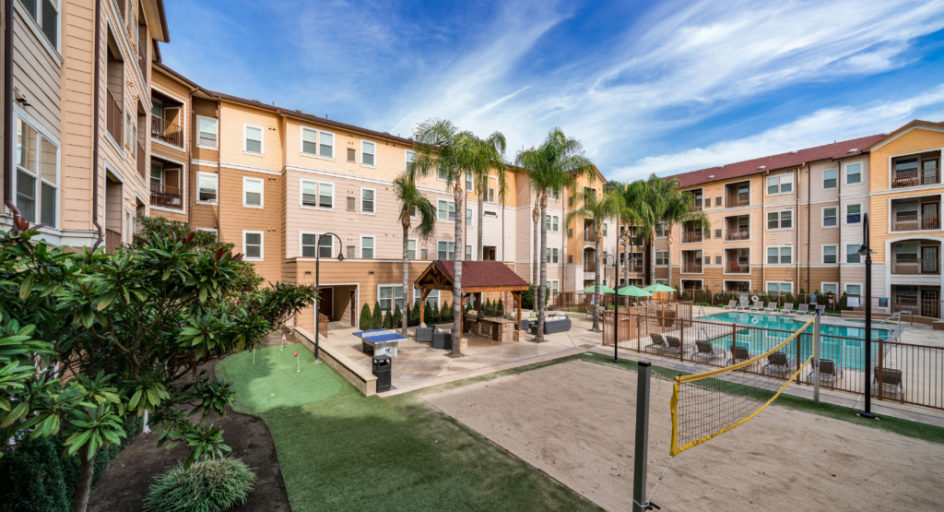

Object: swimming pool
[698,312,892,370]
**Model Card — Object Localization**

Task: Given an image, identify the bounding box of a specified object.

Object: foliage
[520,286,535,310]
[392,305,403,330]
[440,300,452,322]
[143,458,256,512]
[359,303,372,330]
[383,308,393,329]
[497,299,505,316]
[372,302,383,330]
[430,301,441,323]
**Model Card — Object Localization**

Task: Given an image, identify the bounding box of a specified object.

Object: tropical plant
[468,132,507,258]
[516,128,593,341]
[359,303,372,329]
[643,175,707,289]
[372,302,383,329]
[567,189,623,331]
[394,173,436,334]
[143,458,256,512]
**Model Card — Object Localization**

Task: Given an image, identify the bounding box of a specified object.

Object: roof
[414,260,529,293]
[668,133,886,188]
[869,120,944,151]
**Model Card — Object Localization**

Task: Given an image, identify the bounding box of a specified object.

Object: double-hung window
[301,180,333,208]
[845,284,862,297]
[466,209,472,226]
[197,116,218,149]
[437,200,455,221]
[243,177,263,207]
[300,128,334,158]
[243,231,263,260]
[545,248,559,263]
[378,285,404,313]
[244,125,263,154]
[846,244,861,264]
[361,188,375,214]
[466,245,472,260]
[14,117,59,227]
[767,174,793,194]
[404,150,416,172]
[823,169,837,189]
[767,210,792,229]
[845,163,862,184]
[656,251,668,265]
[766,282,792,295]
[823,245,837,264]
[19,0,59,48]
[414,288,439,308]
[846,204,861,224]
[823,207,837,227]
[300,233,333,258]
[361,141,375,166]
[196,172,218,203]
[767,247,792,264]
[407,239,417,260]
[360,236,375,259]
[437,241,455,260]
[821,283,839,295]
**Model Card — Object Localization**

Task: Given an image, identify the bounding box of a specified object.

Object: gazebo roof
[414,260,529,293]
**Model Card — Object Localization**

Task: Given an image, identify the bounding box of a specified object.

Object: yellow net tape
[670,316,815,457]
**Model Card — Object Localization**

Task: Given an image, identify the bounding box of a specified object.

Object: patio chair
[723,299,737,309]
[763,352,792,377]
[750,301,763,311]
[730,344,752,366]
[872,368,904,399]
[432,331,453,350]
[764,302,779,312]
[780,302,794,314]
[663,335,686,357]
[796,304,810,315]
[692,340,725,364]
[737,295,750,309]
[415,325,436,343]
[645,333,667,354]
[809,359,842,386]
[815,304,826,315]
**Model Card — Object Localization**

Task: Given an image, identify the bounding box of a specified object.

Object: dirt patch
[424,359,944,511]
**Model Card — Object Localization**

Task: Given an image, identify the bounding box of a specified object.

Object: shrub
[441,300,452,322]
[359,303,372,329]
[408,305,420,326]
[430,301,440,323]
[144,458,255,512]
[382,309,393,329]
[391,305,402,329]
[497,299,505,316]
[521,286,535,310]
[424,302,433,325]
[371,302,383,329]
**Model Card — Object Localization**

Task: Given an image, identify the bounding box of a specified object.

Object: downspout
[90,0,104,248]
[806,163,811,294]
[217,101,222,238]
[761,173,766,295]
[186,89,194,226]
[836,158,842,300]
[3,0,20,217]
[795,166,800,294]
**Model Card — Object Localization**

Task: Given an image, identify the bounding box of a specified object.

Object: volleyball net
[670,316,816,457]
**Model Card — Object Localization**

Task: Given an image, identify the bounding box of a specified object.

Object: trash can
[372,355,392,393]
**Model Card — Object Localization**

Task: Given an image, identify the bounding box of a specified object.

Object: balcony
[137,43,147,79]
[891,241,939,275]
[151,116,183,147]
[725,181,750,207]
[892,258,939,275]
[725,249,750,274]
[689,188,703,210]
[725,215,750,240]
[150,182,183,209]
[891,198,939,231]
[891,152,939,189]
[682,229,702,243]
[681,251,702,273]
[106,89,122,143]
[136,144,146,180]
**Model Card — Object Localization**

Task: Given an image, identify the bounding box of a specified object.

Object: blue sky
[161,0,944,181]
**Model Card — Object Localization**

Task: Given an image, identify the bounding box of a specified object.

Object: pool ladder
[876,311,908,341]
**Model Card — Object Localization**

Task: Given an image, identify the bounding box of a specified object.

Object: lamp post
[613,228,632,363]
[314,232,344,362]
[857,213,877,419]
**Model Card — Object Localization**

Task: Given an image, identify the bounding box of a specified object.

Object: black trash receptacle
[372,355,392,393]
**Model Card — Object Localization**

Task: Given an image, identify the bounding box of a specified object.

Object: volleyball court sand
[424,359,944,511]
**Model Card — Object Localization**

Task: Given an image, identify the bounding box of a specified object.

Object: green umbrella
[583,284,616,294]
[618,285,651,297]
[644,283,676,293]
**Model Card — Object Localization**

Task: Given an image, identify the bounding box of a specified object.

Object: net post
[633,361,651,512]
[813,309,821,404]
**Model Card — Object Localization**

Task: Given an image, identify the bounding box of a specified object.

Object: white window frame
[299,232,334,259]
[821,206,838,228]
[821,282,839,295]
[196,115,218,149]
[15,0,61,57]
[766,173,793,195]
[243,124,264,155]
[12,111,60,229]
[844,283,863,297]
[360,236,375,259]
[413,287,440,309]
[846,244,862,264]
[300,179,334,209]
[243,230,264,261]
[466,208,473,227]
[845,203,862,224]
[405,150,416,172]
[300,127,318,156]
[407,239,417,260]
[655,251,668,266]
[767,246,793,265]
[437,200,456,222]
[437,240,455,260]
[844,162,862,185]
[361,140,376,167]
[360,187,376,214]
[823,168,838,189]
[242,177,264,208]
[195,172,218,205]
[822,245,838,264]
[765,281,793,295]
[377,284,405,314]
[766,209,793,231]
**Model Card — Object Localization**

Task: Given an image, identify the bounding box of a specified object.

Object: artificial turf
[217,345,601,512]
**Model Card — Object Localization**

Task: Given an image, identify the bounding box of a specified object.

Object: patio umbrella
[618,285,651,297]
[583,284,616,294]
[644,283,675,293]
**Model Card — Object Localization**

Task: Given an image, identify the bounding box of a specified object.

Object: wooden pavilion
[413,260,529,335]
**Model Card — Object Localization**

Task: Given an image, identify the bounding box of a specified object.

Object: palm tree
[394,173,436,335]
[531,198,539,285]
[645,175,708,291]
[517,128,593,342]
[567,189,622,331]
[468,133,507,259]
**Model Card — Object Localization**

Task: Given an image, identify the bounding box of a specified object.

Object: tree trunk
[592,227,602,332]
[452,181,464,355]
[536,191,548,342]
[477,187,484,260]
[532,202,539,285]
[402,214,411,335]
[666,225,673,291]
[73,447,94,512]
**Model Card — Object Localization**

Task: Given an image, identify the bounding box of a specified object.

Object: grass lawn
[217,345,601,512]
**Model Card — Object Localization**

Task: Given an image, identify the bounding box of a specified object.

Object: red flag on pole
[294,350,299,357]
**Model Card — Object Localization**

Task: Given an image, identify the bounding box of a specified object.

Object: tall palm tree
[566,189,622,331]
[394,173,436,335]
[532,197,540,285]
[469,133,507,259]
[517,128,593,342]
[645,175,708,291]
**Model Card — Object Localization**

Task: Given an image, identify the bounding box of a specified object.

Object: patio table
[353,329,404,357]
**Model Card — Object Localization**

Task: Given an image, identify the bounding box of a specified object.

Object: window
[196,116,218,149]
[407,239,417,260]
[767,174,793,194]
[546,280,559,293]
[319,131,333,158]
[301,180,333,208]
[845,284,862,297]
[823,245,837,264]
[766,282,793,295]
[300,128,333,158]
[300,233,333,258]
[405,150,416,172]
[715,255,721,265]
[767,210,792,229]
[196,172,218,203]
[437,200,455,221]
[821,283,839,295]
[823,207,837,227]
[466,209,472,227]
[845,163,862,184]
[545,248,559,263]
[360,236,375,259]
[362,141,375,166]
[244,125,263,154]
[347,148,356,162]
[243,231,263,260]
[413,288,439,308]
[19,0,58,48]
[656,251,668,265]
[846,244,861,264]
[378,285,404,313]
[767,247,792,264]
[465,173,472,190]
[704,197,711,207]
[466,245,472,260]
[546,187,559,200]
[347,196,356,211]
[823,169,837,189]
[361,188,375,213]
[488,186,495,202]
[655,223,666,237]
[243,177,263,207]
[14,118,58,227]
[437,241,455,260]
[553,216,559,231]
[846,204,861,224]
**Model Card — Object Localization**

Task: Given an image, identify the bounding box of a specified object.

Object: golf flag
[294,350,299,357]
[294,349,300,373]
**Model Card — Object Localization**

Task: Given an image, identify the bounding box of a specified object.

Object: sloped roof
[668,133,886,188]
[415,260,528,292]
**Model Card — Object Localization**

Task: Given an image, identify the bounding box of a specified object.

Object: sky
[160,0,944,181]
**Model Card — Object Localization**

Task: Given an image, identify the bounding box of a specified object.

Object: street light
[857,213,877,419]
[613,225,632,363]
[314,232,344,362]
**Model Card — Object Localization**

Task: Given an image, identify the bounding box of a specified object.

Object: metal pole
[633,361,651,512]
[859,213,876,419]
[314,246,321,362]
[614,223,620,362]
[813,309,821,404]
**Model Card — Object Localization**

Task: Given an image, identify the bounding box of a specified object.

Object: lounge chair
[723,299,737,309]
[692,340,725,364]
[796,304,810,315]
[663,335,684,357]
[809,359,842,386]
[730,344,752,366]
[646,333,667,354]
[780,302,794,314]
[763,352,792,377]
[764,302,779,312]
[873,368,904,399]
[737,295,750,309]
[814,304,826,315]
[750,301,763,311]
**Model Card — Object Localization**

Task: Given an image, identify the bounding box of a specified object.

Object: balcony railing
[892,258,939,275]
[583,230,596,243]
[726,227,750,240]
[893,297,941,318]
[892,169,939,188]
[725,261,750,274]
[584,261,597,273]
[892,212,940,231]
[136,144,146,180]
[682,230,702,243]
[137,43,147,78]
[726,192,750,207]
[105,228,122,254]
[681,258,702,273]
[150,182,183,209]
[106,90,122,143]
[151,116,183,147]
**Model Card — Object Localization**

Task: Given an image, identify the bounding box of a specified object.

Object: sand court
[424,359,944,511]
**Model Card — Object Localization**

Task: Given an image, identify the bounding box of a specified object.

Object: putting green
[218,344,341,412]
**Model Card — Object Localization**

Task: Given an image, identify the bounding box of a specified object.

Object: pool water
[699,312,892,370]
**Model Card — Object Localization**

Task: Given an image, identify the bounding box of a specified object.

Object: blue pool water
[699,312,891,370]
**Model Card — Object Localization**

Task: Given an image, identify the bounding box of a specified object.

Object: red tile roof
[668,133,887,188]
[431,260,528,289]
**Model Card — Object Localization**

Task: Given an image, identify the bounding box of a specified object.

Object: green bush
[359,303,372,329]
[408,305,420,326]
[392,305,402,329]
[521,286,535,310]
[497,299,505,316]
[371,302,383,329]
[441,300,452,322]
[430,301,440,323]
[382,309,392,329]
[143,458,255,512]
